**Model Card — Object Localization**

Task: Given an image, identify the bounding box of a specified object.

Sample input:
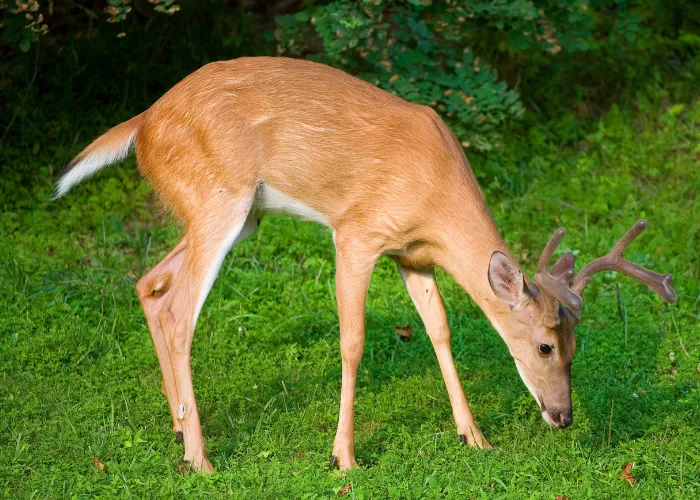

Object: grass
[0,90,698,498]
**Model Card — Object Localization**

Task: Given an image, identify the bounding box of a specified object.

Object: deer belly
[257,183,330,227]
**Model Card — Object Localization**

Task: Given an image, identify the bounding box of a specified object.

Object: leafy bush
[0,0,180,52]
[275,0,604,150]
[275,0,698,150]
[0,0,47,52]
[277,1,533,151]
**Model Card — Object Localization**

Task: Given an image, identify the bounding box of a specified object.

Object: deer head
[488,220,677,428]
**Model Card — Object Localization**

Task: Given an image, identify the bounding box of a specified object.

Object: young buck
[55,57,677,472]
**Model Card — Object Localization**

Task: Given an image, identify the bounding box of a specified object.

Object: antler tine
[571,220,677,303]
[535,228,583,312]
[609,219,647,256]
[537,228,566,273]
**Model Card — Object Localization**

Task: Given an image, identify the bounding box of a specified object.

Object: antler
[535,228,583,312]
[571,220,677,303]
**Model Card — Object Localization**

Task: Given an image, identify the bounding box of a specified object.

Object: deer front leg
[396,262,491,449]
[330,232,377,470]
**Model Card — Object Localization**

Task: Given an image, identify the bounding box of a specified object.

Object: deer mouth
[538,398,557,427]
[538,397,557,426]
[539,400,573,428]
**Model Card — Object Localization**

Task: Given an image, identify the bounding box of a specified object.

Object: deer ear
[551,251,575,279]
[488,251,528,306]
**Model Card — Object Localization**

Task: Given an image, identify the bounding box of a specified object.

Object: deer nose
[549,409,573,428]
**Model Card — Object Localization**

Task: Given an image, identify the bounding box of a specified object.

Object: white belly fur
[257,183,330,227]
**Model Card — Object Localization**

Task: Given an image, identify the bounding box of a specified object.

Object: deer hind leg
[137,238,188,441]
[136,205,262,445]
[330,231,379,470]
[396,262,491,449]
[153,189,257,472]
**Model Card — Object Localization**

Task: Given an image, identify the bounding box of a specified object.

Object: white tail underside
[54,131,136,199]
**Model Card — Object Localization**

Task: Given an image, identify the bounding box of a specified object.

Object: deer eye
[538,344,553,355]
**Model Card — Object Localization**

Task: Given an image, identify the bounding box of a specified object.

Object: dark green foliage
[276,0,556,150]
[0,2,272,152]
[2,1,698,153]
[276,0,699,148]
[0,0,46,52]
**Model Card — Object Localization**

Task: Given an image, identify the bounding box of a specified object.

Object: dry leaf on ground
[394,325,413,341]
[93,456,107,473]
[338,483,352,497]
[620,462,637,485]
[555,496,572,500]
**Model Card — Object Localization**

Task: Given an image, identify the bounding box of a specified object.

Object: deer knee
[428,328,450,348]
[340,335,364,367]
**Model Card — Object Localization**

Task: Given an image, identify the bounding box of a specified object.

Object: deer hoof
[175,431,183,442]
[329,454,339,469]
[460,433,494,450]
[183,458,214,473]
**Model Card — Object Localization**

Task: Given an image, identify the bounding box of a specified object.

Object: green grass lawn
[1,96,698,499]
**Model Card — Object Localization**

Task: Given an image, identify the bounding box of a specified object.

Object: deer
[54,57,677,472]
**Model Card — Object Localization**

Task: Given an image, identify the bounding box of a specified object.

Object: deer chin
[541,410,556,427]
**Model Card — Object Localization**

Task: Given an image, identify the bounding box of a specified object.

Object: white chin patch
[541,411,556,427]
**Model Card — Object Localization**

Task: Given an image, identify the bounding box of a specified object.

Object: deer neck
[434,185,520,336]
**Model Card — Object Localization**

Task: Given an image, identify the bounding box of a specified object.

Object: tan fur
[60,57,582,471]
